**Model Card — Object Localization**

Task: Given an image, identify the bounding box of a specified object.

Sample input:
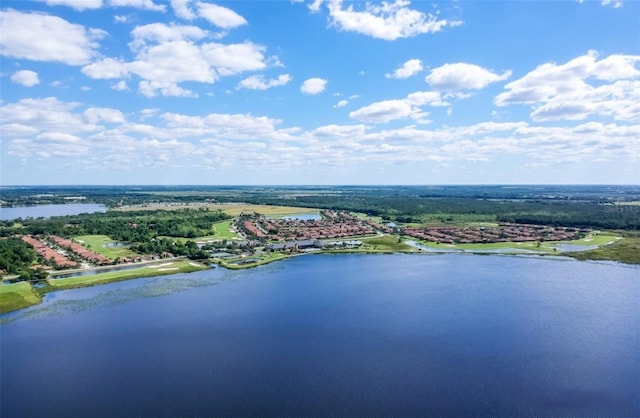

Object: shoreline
[2,239,637,315]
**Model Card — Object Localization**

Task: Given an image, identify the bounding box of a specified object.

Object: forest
[2,185,639,231]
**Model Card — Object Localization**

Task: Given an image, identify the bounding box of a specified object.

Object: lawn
[568,234,640,264]
[360,235,417,252]
[219,204,320,217]
[219,252,296,269]
[212,219,241,240]
[49,260,208,289]
[160,219,240,243]
[0,281,41,314]
[73,234,138,259]
[405,232,620,254]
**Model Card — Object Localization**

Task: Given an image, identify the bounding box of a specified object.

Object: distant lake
[0,203,106,221]
[1,254,638,417]
[281,212,322,221]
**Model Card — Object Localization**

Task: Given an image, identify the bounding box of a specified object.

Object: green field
[160,220,240,243]
[360,235,417,252]
[220,204,320,217]
[568,234,640,264]
[49,260,207,289]
[212,219,241,240]
[404,232,619,254]
[0,281,41,313]
[414,214,498,227]
[219,252,295,269]
[73,235,138,259]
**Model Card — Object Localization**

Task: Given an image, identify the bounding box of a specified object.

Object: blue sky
[1,0,638,185]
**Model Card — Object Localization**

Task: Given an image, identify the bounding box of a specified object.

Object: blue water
[555,243,599,252]
[281,212,322,221]
[0,203,106,220]
[1,254,638,417]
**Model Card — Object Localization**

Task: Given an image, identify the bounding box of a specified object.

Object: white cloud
[36,0,166,11]
[138,80,198,98]
[350,99,415,123]
[139,108,159,118]
[238,74,291,90]
[301,78,327,95]
[426,63,512,90]
[108,0,166,12]
[129,23,208,52]
[0,97,95,134]
[170,0,247,33]
[0,10,106,65]
[495,51,640,122]
[333,99,349,108]
[2,95,636,178]
[11,70,40,87]
[197,2,247,29]
[201,42,268,76]
[111,80,129,91]
[36,0,103,10]
[82,58,129,79]
[308,0,324,12]
[349,90,447,123]
[84,107,126,124]
[171,0,197,19]
[325,0,460,41]
[386,59,423,79]
[82,21,272,97]
[601,0,622,8]
[114,15,129,23]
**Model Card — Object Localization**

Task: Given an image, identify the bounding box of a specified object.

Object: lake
[1,254,638,417]
[281,212,322,221]
[0,203,106,221]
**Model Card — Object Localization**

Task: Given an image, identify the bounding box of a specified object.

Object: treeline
[238,195,640,230]
[131,238,209,259]
[0,209,231,241]
[0,238,37,274]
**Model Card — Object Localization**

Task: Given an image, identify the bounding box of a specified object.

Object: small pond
[281,213,322,221]
[103,242,130,248]
[554,243,599,252]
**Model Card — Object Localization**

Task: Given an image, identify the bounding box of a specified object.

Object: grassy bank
[567,234,640,264]
[218,253,296,269]
[0,282,42,314]
[404,232,620,253]
[48,260,208,290]
[359,235,418,252]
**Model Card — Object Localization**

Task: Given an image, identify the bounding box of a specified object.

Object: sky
[0,0,639,185]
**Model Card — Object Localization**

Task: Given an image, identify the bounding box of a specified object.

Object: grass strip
[73,234,137,259]
[0,282,42,314]
[360,235,418,252]
[568,235,640,264]
[48,260,207,290]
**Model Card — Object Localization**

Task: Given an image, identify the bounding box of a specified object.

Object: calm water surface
[281,213,322,221]
[1,254,638,417]
[0,203,106,220]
